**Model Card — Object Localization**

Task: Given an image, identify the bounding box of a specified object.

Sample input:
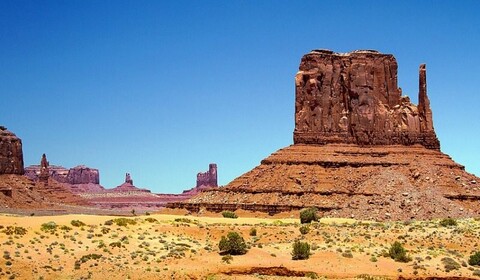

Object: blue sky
[1,1,479,193]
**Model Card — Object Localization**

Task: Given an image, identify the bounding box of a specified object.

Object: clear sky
[1,1,479,193]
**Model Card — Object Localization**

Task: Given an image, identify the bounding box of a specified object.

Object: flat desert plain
[0,210,480,279]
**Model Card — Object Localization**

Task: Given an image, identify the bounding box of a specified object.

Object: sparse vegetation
[441,257,460,272]
[300,207,318,224]
[221,211,238,219]
[112,218,137,227]
[469,251,480,266]
[388,241,411,263]
[145,217,158,223]
[40,222,57,233]
[249,228,257,236]
[2,226,27,236]
[439,218,457,227]
[70,220,86,227]
[299,225,310,235]
[218,232,247,255]
[292,241,310,260]
[221,254,233,264]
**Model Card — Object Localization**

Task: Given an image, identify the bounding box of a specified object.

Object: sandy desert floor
[0,210,480,280]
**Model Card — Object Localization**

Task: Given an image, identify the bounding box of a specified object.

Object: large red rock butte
[0,126,24,175]
[293,50,439,149]
[169,49,480,220]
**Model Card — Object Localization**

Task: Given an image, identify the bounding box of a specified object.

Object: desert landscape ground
[1,210,480,279]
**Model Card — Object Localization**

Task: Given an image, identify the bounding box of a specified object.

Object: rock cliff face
[0,126,24,175]
[67,165,100,185]
[25,163,100,185]
[168,49,480,220]
[293,50,440,149]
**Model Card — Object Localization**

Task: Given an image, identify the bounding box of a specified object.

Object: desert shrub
[355,275,389,280]
[40,222,57,233]
[342,251,353,258]
[292,241,310,260]
[174,217,189,223]
[70,220,86,227]
[249,228,257,236]
[441,257,460,272]
[3,226,27,236]
[145,217,157,223]
[112,218,137,227]
[218,232,247,255]
[299,225,310,235]
[469,251,480,266]
[221,254,233,264]
[101,227,110,234]
[439,218,457,227]
[109,242,122,248]
[104,220,113,226]
[222,211,238,219]
[300,207,318,224]
[59,225,72,231]
[305,272,318,279]
[388,241,411,263]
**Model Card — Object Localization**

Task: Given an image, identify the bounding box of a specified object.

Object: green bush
[2,226,27,236]
[145,217,158,223]
[70,220,86,227]
[441,257,460,272]
[299,225,310,235]
[249,228,257,236]
[222,211,238,219]
[40,222,57,233]
[469,251,480,266]
[218,232,247,255]
[292,241,310,260]
[221,254,233,264]
[439,218,457,227]
[388,241,411,263]
[300,207,318,224]
[112,218,137,227]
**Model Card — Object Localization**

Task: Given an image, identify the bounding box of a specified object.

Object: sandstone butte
[169,49,480,221]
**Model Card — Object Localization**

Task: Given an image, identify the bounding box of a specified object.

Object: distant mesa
[25,156,104,193]
[0,126,24,175]
[169,49,480,220]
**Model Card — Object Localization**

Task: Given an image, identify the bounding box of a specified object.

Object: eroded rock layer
[173,144,480,220]
[0,126,24,174]
[293,50,439,149]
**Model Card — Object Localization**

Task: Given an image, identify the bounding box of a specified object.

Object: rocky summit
[169,50,480,220]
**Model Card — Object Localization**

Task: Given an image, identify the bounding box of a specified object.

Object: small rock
[455,176,461,181]
[385,212,391,218]
[402,192,409,196]
[471,180,477,184]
